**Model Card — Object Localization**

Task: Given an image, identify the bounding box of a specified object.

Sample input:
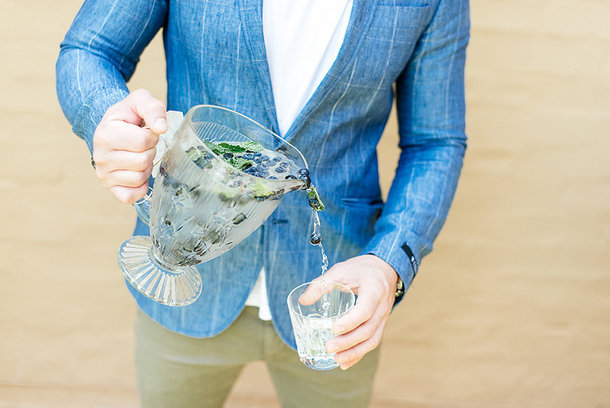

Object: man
[56,0,469,406]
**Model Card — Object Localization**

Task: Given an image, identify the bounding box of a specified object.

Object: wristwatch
[395,276,405,299]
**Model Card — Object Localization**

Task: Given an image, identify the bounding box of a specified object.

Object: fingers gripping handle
[151,110,184,178]
[132,111,184,226]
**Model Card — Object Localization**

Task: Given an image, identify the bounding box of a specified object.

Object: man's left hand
[298,254,398,370]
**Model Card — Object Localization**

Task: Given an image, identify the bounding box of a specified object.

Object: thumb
[298,262,355,305]
[126,89,168,134]
[298,279,325,306]
[298,274,344,306]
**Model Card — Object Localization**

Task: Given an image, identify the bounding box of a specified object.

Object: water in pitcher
[148,131,308,268]
[118,104,318,307]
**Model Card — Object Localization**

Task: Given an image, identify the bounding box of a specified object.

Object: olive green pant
[135,307,381,408]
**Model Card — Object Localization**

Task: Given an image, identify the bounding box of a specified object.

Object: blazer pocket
[378,0,430,7]
[341,197,384,210]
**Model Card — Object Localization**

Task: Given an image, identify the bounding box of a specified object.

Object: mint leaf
[186,147,201,161]
[217,141,265,153]
[307,188,325,211]
[206,141,265,155]
[203,141,223,156]
[238,141,264,152]
[252,180,274,199]
[198,141,264,171]
[218,142,247,153]
[229,156,254,170]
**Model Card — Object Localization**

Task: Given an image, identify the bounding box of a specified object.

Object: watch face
[395,277,404,298]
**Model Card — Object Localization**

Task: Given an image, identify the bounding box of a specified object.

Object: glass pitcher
[117,105,309,307]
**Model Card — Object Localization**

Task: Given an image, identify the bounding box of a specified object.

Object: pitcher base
[118,236,202,307]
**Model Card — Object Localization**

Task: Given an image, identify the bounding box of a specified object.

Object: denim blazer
[56,0,470,348]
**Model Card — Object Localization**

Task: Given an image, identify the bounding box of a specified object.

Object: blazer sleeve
[55,0,168,154]
[362,0,471,299]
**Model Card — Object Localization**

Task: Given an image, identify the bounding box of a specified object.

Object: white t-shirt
[245,0,353,320]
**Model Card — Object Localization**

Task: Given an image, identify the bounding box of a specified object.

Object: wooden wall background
[1,0,608,406]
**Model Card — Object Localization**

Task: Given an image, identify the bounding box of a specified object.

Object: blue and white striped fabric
[56,0,470,349]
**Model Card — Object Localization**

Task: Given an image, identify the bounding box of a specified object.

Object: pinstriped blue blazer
[57,0,470,348]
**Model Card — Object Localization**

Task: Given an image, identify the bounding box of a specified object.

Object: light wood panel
[1,0,608,406]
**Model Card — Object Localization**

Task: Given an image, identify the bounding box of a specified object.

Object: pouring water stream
[308,189,330,317]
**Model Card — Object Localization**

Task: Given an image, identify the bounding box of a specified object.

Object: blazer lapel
[238,0,281,134]
[283,0,379,142]
[238,0,378,142]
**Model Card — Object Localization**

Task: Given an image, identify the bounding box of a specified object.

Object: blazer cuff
[71,87,129,155]
[361,231,423,303]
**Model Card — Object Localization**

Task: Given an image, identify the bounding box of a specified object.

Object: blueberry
[261,155,269,162]
[300,174,312,189]
[269,176,278,179]
[254,157,262,164]
[272,157,282,163]
[275,167,287,173]
[298,168,309,177]
[310,232,321,245]
[254,152,262,157]
[223,152,233,160]
[259,162,269,169]
[243,152,254,160]
[284,175,297,180]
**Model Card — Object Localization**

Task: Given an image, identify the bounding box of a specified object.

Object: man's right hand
[92,89,168,204]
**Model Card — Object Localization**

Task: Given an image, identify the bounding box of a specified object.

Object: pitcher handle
[133,187,153,226]
[132,110,185,226]
[150,110,184,178]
